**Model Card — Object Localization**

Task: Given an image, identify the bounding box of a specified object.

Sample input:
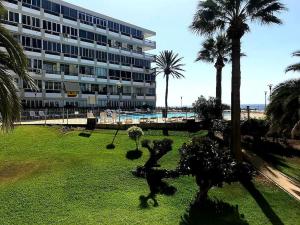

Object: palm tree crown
[156,50,185,79]
[196,34,230,66]
[266,79,300,136]
[0,0,35,130]
[286,51,300,73]
[190,0,285,38]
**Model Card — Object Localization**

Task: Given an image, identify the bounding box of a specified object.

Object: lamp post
[264,91,267,110]
[181,96,183,109]
[268,84,273,100]
[116,82,122,123]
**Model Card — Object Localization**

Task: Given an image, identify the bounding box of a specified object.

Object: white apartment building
[1,0,156,109]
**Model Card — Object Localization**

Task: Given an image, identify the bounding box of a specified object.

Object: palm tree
[190,0,286,161]
[0,1,35,130]
[196,34,230,118]
[266,79,300,137]
[156,50,185,135]
[286,51,300,73]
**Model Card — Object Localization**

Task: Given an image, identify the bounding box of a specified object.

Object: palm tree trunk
[215,63,223,119]
[165,74,169,118]
[163,74,169,136]
[231,37,242,161]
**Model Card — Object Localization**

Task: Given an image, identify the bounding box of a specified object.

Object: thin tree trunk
[165,74,169,118]
[215,62,223,119]
[163,74,169,136]
[231,37,242,161]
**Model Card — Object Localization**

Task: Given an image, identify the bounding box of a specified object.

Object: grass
[0,126,299,225]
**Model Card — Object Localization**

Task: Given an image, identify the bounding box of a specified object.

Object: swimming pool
[119,112,196,120]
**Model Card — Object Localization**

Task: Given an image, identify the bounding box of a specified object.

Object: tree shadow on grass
[78,132,92,138]
[241,180,284,225]
[242,138,299,172]
[180,198,249,225]
[126,150,143,160]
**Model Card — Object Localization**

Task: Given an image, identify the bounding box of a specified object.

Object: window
[120,24,130,36]
[109,69,120,80]
[147,88,156,96]
[94,17,107,29]
[108,21,119,33]
[95,67,107,79]
[45,81,61,93]
[62,25,77,39]
[22,0,41,10]
[79,66,94,76]
[133,58,144,68]
[133,73,144,82]
[61,64,78,76]
[121,56,132,66]
[22,15,40,30]
[79,12,93,26]
[61,6,77,21]
[21,36,42,52]
[62,44,78,58]
[8,11,19,24]
[80,47,94,60]
[145,74,155,83]
[43,40,61,55]
[96,51,107,63]
[95,34,107,46]
[108,53,120,65]
[23,79,42,91]
[131,28,143,40]
[80,83,93,94]
[42,0,60,15]
[121,71,131,81]
[79,29,94,43]
[43,20,60,35]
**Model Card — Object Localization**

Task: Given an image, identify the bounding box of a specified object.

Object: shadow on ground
[180,198,249,225]
[243,138,300,171]
[242,181,284,225]
[78,132,92,138]
[126,150,143,160]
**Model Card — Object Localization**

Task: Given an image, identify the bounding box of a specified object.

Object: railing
[45,69,61,75]
[144,39,156,46]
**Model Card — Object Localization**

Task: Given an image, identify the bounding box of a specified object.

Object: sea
[240,104,266,112]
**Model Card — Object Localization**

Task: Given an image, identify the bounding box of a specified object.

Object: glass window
[95,67,107,79]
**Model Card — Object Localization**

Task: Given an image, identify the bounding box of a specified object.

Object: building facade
[1,0,156,109]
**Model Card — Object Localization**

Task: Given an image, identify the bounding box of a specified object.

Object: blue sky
[67,0,299,106]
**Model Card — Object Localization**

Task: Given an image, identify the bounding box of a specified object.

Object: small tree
[127,126,144,151]
[193,96,229,128]
[178,136,253,203]
[135,139,178,207]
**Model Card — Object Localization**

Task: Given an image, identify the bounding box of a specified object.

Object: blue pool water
[119,112,195,120]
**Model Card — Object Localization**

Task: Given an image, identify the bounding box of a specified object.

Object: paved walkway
[243,149,300,201]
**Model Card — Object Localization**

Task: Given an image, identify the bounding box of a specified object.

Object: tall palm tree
[196,34,230,118]
[286,51,300,73]
[0,0,35,130]
[266,79,300,137]
[156,50,185,135]
[190,0,285,161]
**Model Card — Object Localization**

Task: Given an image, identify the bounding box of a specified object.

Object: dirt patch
[0,162,43,184]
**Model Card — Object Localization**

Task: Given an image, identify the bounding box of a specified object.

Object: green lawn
[0,126,299,225]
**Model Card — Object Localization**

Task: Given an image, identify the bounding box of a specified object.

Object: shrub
[193,96,229,123]
[241,119,270,139]
[127,126,144,150]
[178,136,254,202]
